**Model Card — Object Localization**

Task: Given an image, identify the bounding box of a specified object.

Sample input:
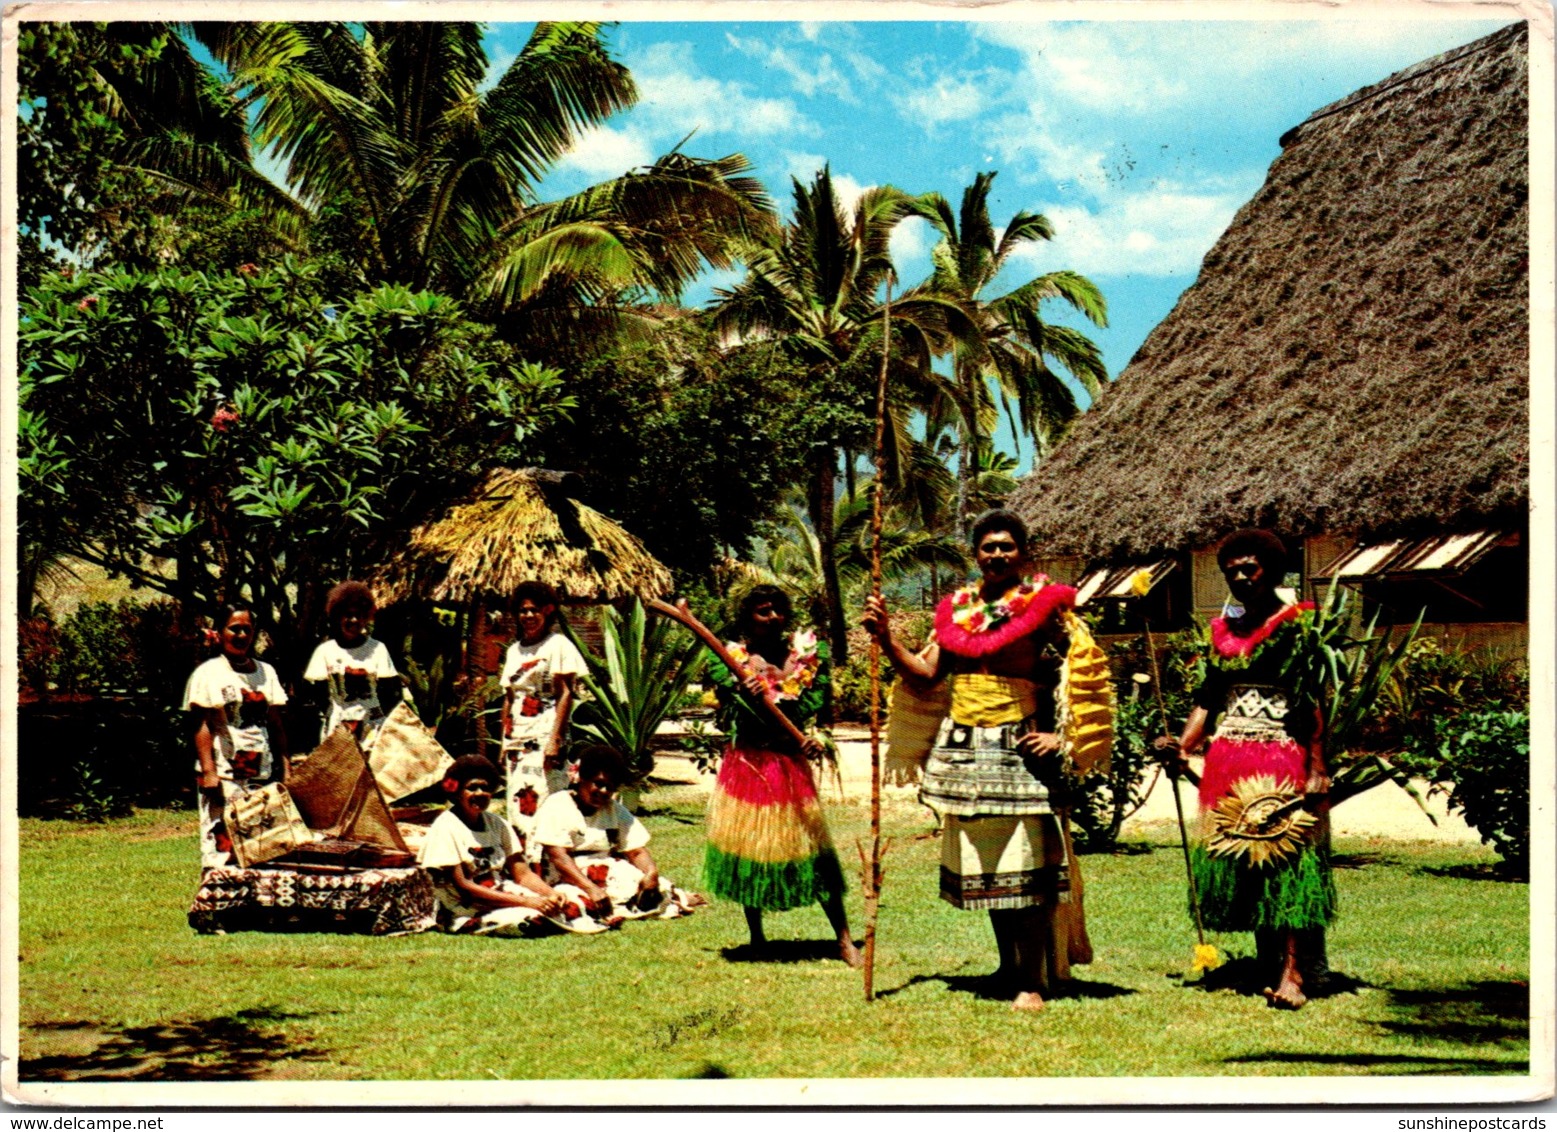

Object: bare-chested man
[864,509,1094,1011]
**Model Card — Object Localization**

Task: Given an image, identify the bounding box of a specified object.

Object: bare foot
[1262,981,1307,1010]
[1011,990,1046,1012]
[839,939,864,968]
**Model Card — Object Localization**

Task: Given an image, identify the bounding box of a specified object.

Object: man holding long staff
[864,510,1104,1010]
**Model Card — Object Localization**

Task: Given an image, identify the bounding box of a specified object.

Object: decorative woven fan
[1207,775,1316,867]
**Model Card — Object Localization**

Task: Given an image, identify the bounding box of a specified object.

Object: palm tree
[714,167,973,659]
[192,22,773,347]
[909,171,1109,536]
[734,492,968,634]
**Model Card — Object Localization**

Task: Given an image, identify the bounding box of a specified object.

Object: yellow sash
[949,673,1040,727]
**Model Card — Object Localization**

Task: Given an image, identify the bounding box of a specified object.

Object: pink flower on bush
[210,406,240,432]
[236,263,258,276]
[76,295,98,312]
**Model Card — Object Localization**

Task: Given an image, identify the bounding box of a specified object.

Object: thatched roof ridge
[1011,23,1529,563]
[373,468,674,605]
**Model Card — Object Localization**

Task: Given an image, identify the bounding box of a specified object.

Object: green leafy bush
[830,650,896,722]
[1428,709,1530,877]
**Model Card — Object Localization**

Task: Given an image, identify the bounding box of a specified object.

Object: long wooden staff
[645,598,810,750]
[1139,605,1216,971]
[860,281,891,1002]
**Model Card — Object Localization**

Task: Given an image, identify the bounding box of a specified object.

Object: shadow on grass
[683,1062,735,1078]
[1330,851,1401,870]
[1416,862,1527,883]
[877,971,1137,1003]
[1185,957,1369,1000]
[1373,980,1528,1047]
[633,805,700,825]
[717,940,844,964]
[21,1006,327,1081]
[1222,1051,1527,1074]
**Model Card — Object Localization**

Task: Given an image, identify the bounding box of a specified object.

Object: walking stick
[860,282,891,1002]
[645,598,810,750]
[1136,594,1220,974]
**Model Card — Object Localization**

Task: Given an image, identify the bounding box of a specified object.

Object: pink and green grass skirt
[1191,733,1336,932]
[703,744,844,911]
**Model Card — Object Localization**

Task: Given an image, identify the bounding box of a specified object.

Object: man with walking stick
[863,509,1104,1011]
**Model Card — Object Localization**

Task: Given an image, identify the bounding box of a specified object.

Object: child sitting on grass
[533,745,706,929]
[419,755,602,935]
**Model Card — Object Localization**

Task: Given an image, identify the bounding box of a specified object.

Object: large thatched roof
[373,468,673,605]
[1012,24,1529,564]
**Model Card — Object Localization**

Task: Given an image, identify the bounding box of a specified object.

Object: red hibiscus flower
[966,611,986,631]
[231,749,262,780]
[517,787,539,817]
[214,827,232,855]
[236,262,258,276]
[587,863,610,886]
[210,406,240,432]
[519,695,543,717]
[564,902,582,920]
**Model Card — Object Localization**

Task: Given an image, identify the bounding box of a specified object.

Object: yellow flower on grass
[1191,943,1224,973]
[1130,568,1155,597]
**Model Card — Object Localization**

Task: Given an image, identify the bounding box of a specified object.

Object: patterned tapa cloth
[188,866,436,936]
[1192,603,1336,933]
[939,812,1069,911]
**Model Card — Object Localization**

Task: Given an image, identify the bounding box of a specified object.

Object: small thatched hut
[1011,23,1530,654]
[373,467,673,680]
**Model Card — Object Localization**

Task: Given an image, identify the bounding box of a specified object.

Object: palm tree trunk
[809,449,849,665]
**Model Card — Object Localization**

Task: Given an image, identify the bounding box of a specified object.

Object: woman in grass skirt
[703,586,861,966]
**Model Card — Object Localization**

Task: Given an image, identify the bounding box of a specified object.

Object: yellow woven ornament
[1059,612,1114,778]
[1207,775,1317,867]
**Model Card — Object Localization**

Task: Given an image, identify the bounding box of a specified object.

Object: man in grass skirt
[865,509,1105,1011]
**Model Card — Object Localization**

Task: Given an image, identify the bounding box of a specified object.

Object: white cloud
[894,74,990,125]
[798,22,824,43]
[633,41,819,139]
[976,18,1510,116]
[725,33,855,101]
[554,125,655,179]
[781,153,865,208]
[1005,185,1249,278]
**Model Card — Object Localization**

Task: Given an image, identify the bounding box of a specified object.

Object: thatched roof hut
[1011,23,1529,566]
[373,467,673,606]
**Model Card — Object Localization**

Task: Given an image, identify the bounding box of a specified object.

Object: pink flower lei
[933,575,1075,659]
[725,629,822,701]
[1208,602,1313,664]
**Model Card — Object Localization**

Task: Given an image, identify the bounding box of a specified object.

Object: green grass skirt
[1191,844,1336,932]
[702,844,845,912]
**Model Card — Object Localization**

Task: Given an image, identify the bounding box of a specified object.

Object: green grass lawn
[16,790,1529,1081]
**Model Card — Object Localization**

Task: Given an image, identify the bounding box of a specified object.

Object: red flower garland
[934,579,1076,658]
[1209,602,1313,659]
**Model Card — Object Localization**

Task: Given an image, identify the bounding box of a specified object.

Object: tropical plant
[567,600,708,781]
[1277,587,1428,811]
[714,167,977,658]
[18,261,574,667]
[17,21,303,268]
[192,21,773,352]
[908,171,1108,534]
[1424,709,1530,876]
[733,492,969,636]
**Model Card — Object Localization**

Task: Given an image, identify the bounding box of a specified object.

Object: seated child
[419,755,603,935]
[532,745,704,928]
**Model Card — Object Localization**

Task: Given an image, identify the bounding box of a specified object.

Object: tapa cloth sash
[921,714,1060,817]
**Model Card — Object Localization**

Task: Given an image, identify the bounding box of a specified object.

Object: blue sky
[482,15,1511,468]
